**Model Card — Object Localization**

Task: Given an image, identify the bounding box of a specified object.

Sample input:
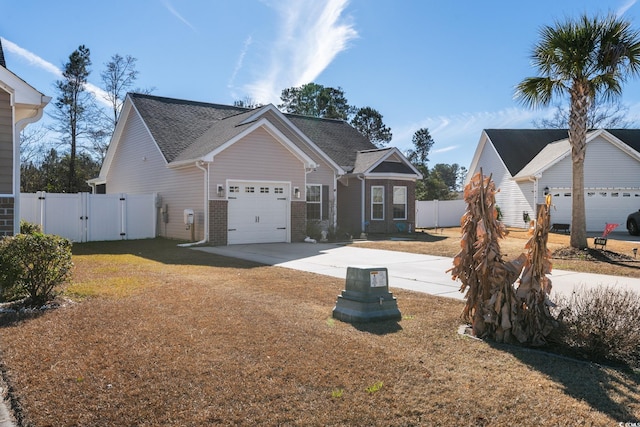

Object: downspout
[357,174,365,235]
[13,96,50,235]
[178,160,209,247]
[529,174,541,226]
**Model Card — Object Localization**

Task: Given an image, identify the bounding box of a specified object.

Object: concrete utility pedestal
[332,266,401,322]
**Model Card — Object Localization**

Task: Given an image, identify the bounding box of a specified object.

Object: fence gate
[20,192,156,242]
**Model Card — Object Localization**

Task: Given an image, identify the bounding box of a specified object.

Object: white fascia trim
[363,147,423,178]
[241,104,346,175]
[101,95,169,178]
[199,118,318,169]
[364,173,419,181]
[465,131,490,184]
[601,129,640,161]
[512,130,621,182]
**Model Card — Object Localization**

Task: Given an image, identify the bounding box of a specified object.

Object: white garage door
[227,181,290,244]
[550,189,640,232]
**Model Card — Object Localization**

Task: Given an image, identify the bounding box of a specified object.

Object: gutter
[178,161,209,247]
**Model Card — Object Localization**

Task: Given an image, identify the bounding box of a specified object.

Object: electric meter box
[183,209,194,224]
[332,266,401,323]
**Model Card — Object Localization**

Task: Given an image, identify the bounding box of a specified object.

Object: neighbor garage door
[227,181,290,244]
[550,189,640,232]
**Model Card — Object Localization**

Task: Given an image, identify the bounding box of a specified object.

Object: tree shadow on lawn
[489,341,640,422]
[72,238,262,269]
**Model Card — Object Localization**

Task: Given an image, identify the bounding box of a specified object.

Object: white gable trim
[99,95,168,180]
[192,118,318,169]
[362,147,423,178]
[240,104,346,175]
[0,67,47,107]
[513,129,640,181]
[465,130,493,184]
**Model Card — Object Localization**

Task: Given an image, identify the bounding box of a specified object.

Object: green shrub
[0,232,73,306]
[554,286,640,368]
[305,220,323,241]
[20,220,42,235]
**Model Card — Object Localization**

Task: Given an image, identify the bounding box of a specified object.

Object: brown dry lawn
[0,230,638,426]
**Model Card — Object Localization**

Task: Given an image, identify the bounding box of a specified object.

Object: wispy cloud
[244,0,358,104]
[162,0,196,31]
[392,107,551,165]
[2,38,62,77]
[228,36,253,97]
[616,0,636,17]
[2,37,110,107]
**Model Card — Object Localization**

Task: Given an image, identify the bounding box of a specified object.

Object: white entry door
[227,181,290,244]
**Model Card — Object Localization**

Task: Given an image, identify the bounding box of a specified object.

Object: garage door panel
[227,181,290,245]
[550,189,640,232]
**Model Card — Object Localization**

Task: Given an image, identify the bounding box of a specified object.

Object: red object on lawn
[603,223,619,237]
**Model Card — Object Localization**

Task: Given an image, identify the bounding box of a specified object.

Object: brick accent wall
[209,200,228,246]
[0,197,14,237]
[291,201,306,242]
[366,180,416,234]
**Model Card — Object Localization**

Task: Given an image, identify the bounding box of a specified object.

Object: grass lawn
[0,233,639,426]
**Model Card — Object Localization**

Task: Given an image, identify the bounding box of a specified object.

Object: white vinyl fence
[415,199,466,229]
[20,192,156,242]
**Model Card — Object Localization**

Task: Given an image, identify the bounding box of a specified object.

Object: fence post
[36,191,46,232]
[120,194,127,239]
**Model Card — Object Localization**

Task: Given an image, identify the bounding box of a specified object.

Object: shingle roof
[130,93,249,162]
[352,148,393,173]
[485,129,569,176]
[0,38,6,68]
[129,93,377,168]
[286,114,376,168]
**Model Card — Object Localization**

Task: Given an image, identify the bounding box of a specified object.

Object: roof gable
[485,129,569,176]
[483,128,640,180]
[352,147,423,178]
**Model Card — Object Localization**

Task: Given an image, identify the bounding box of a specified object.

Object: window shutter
[322,185,329,220]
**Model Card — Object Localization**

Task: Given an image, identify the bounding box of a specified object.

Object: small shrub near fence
[0,223,73,307]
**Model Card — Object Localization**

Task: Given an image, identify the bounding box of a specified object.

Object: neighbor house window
[371,186,384,220]
[306,184,321,220]
[393,186,407,220]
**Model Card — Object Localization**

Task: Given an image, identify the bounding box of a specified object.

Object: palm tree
[515,14,640,249]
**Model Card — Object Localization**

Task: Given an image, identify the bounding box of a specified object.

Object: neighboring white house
[467,129,640,232]
[90,93,422,245]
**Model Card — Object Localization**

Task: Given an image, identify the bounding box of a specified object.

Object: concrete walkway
[194,242,640,300]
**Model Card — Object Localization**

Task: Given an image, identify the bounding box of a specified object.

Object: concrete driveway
[194,242,640,301]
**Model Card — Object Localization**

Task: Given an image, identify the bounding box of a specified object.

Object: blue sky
[3,0,640,169]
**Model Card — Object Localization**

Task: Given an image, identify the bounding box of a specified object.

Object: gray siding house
[467,129,640,232]
[91,93,421,245]
[0,39,50,236]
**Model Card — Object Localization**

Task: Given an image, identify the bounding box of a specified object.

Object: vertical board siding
[107,111,204,240]
[20,192,155,241]
[0,90,13,194]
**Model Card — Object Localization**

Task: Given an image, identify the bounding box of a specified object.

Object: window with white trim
[393,186,407,220]
[371,186,384,220]
[306,184,321,220]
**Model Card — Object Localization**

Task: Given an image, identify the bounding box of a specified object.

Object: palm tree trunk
[568,85,589,249]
